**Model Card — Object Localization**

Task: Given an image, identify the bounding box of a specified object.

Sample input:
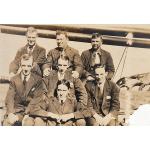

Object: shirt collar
[58,71,65,80]
[21,72,31,82]
[27,44,36,52]
[91,47,102,55]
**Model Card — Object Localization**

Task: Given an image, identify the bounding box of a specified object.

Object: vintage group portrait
[0,24,150,126]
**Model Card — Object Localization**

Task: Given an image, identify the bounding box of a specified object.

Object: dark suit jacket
[5,72,44,115]
[81,48,115,79]
[43,46,83,75]
[30,96,83,119]
[9,44,46,74]
[85,79,120,118]
[43,70,87,107]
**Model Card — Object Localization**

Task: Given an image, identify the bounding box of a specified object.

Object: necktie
[95,52,100,64]
[61,100,64,105]
[23,76,27,88]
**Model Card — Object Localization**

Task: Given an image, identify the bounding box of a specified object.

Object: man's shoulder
[10,74,20,82]
[106,80,120,90]
[17,45,27,53]
[31,73,42,81]
[101,49,111,56]
[35,44,46,51]
[85,80,95,89]
[81,49,91,55]
[67,46,79,54]
[47,47,58,54]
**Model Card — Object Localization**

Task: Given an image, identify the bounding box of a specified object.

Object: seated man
[43,30,83,78]
[3,54,44,126]
[81,33,115,81]
[9,27,46,77]
[43,56,87,111]
[30,79,86,126]
[85,66,120,126]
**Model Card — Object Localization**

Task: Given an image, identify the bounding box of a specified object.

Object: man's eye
[27,65,31,67]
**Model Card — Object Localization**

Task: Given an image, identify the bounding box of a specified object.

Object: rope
[120,47,128,79]
[113,47,127,79]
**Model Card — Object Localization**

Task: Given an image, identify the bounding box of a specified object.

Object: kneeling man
[85,66,120,126]
[30,79,86,126]
[3,54,44,126]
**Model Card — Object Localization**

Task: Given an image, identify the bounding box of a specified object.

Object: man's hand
[22,115,29,126]
[47,112,60,121]
[43,68,50,77]
[60,113,74,122]
[93,113,103,125]
[101,114,114,126]
[72,71,79,78]
[7,113,19,125]
[87,75,95,81]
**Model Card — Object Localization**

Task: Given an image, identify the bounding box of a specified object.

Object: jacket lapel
[24,73,35,97]
[32,44,38,59]
[15,73,24,97]
[102,80,111,106]
[100,49,105,66]
[52,98,62,114]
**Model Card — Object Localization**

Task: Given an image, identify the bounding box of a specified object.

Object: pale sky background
[1,32,150,82]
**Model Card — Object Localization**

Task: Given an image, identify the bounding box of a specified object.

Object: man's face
[95,68,106,84]
[58,59,69,73]
[27,32,37,46]
[57,84,69,101]
[56,34,68,49]
[21,58,33,76]
[91,37,102,50]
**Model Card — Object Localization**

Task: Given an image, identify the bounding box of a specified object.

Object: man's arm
[42,50,53,70]
[9,49,22,74]
[106,52,115,79]
[74,78,87,106]
[73,50,83,76]
[109,82,120,118]
[5,80,16,114]
[35,48,47,66]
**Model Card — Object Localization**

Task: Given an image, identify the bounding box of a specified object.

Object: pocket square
[106,96,111,99]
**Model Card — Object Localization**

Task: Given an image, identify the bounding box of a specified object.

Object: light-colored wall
[1,33,150,82]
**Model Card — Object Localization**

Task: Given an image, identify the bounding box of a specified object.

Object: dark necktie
[23,76,27,88]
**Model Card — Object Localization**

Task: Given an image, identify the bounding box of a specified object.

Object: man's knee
[108,119,117,126]
[86,117,99,126]
[75,119,86,126]
[34,117,46,126]
[22,116,34,126]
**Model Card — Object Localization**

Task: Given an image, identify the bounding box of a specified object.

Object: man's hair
[54,79,71,97]
[26,27,37,35]
[20,54,33,63]
[58,56,69,62]
[91,33,103,41]
[56,30,68,38]
[94,65,106,74]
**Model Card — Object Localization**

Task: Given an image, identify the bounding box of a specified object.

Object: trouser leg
[75,119,86,126]
[34,117,46,126]
[86,117,99,126]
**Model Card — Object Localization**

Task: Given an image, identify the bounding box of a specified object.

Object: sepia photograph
[1,24,150,126]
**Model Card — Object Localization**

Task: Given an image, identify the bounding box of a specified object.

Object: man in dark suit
[43,30,83,78]
[30,79,86,126]
[81,33,115,81]
[85,67,120,126]
[9,27,46,77]
[43,56,87,111]
[3,54,44,126]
